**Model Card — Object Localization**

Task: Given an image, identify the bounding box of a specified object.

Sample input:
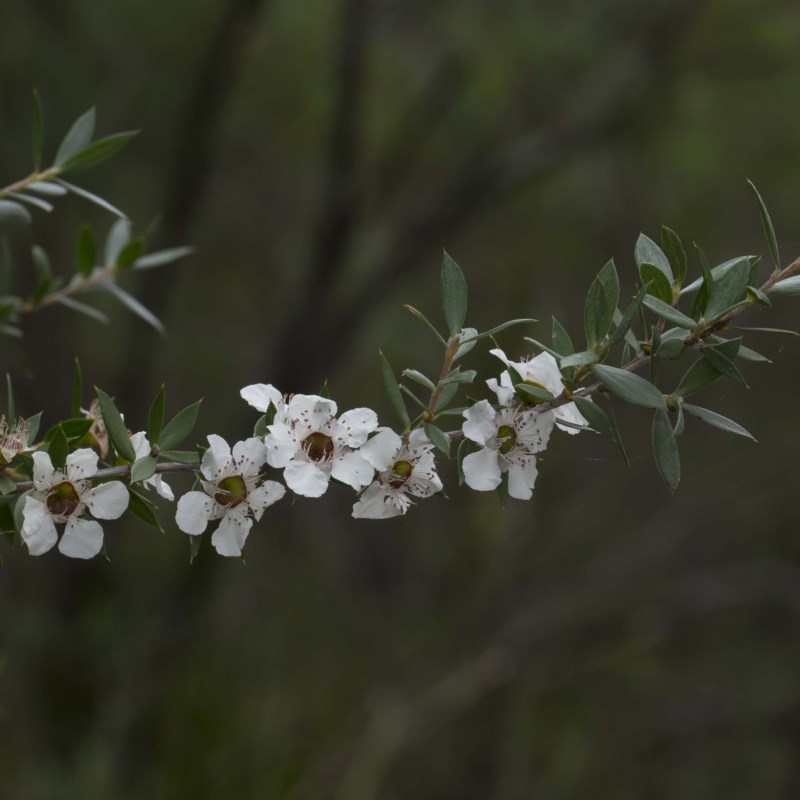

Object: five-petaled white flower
[175,434,285,557]
[261,393,378,498]
[21,449,129,559]
[461,399,554,500]
[353,428,443,519]
[488,348,590,434]
[130,431,174,501]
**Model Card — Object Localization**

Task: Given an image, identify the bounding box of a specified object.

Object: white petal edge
[20,496,58,556]
[176,491,217,534]
[58,517,104,559]
[83,481,129,520]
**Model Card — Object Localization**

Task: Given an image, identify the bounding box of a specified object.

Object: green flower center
[389,460,413,488]
[303,432,334,462]
[214,475,248,507]
[46,481,81,517]
[497,424,517,455]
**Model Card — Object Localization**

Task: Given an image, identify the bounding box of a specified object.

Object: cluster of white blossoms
[18,347,590,560]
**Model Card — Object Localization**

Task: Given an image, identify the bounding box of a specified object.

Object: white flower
[263,394,378,498]
[0,415,31,463]
[488,348,590,434]
[461,399,553,500]
[353,428,443,519]
[175,434,285,557]
[240,383,286,419]
[21,449,129,559]
[130,431,174,501]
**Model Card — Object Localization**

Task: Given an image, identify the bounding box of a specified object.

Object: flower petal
[245,480,286,520]
[352,482,404,519]
[211,510,253,557]
[554,400,590,434]
[462,447,502,491]
[359,427,401,471]
[288,394,337,436]
[146,474,175,501]
[462,400,498,446]
[507,457,538,500]
[264,423,299,468]
[285,459,330,498]
[65,448,99,482]
[240,383,283,413]
[232,437,268,475]
[20,496,58,556]
[176,491,217,534]
[83,481,129,519]
[129,431,150,459]
[332,450,374,490]
[58,517,104,559]
[201,434,232,481]
[32,451,56,490]
[336,407,378,447]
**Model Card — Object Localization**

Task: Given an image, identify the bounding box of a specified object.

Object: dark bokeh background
[2,1,800,797]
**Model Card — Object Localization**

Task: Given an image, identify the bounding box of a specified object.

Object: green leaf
[158,450,200,465]
[424,422,450,456]
[603,396,630,466]
[6,191,53,213]
[702,347,747,386]
[0,201,33,228]
[48,424,69,469]
[453,327,479,361]
[54,107,96,167]
[96,388,137,463]
[440,250,468,336]
[731,326,797,336]
[674,358,722,398]
[76,224,96,277]
[682,403,756,440]
[0,473,16,495]
[115,238,143,269]
[133,246,194,270]
[56,296,109,324]
[71,358,82,418]
[57,418,93,440]
[559,351,598,368]
[379,351,410,428]
[474,319,536,340]
[641,295,696,329]
[635,233,673,283]
[704,258,750,320]
[439,369,477,386]
[584,259,619,346]
[661,226,687,285]
[593,364,665,409]
[746,286,771,306]
[639,262,673,304]
[652,409,680,491]
[148,385,166,443]
[434,382,459,412]
[55,179,127,219]
[159,400,202,451]
[189,532,203,563]
[572,396,612,437]
[58,131,138,172]
[769,276,800,295]
[690,243,714,318]
[551,317,574,356]
[515,383,555,403]
[104,219,131,266]
[26,411,42,444]
[32,89,44,171]
[523,337,563,360]
[747,179,780,269]
[130,455,157,484]
[404,304,446,346]
[27,181,67,197]
[657,338,685,360]
[128,489,162,531]
[402,369,436,392]
[605,284,649,350]
[105,282,165,335]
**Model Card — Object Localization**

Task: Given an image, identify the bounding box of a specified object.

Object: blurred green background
[2,0,800,797]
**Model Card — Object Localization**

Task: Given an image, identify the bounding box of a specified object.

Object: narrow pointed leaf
[59,131,138,172]
[128,489,162,531]
[48,425,69,469]
[404,305,446,346]
[635,234,673,282]
[605,283,650,350]
[27,181,67,196]
[148,385,166,443]
[57,295,109,324]
[424,422,450,456]
[702,347,747,386]
[441,250,468,335]
[105,282,165,335]
[572,396,612,437]
[104,219,131,266]
[133,246,194,270]
[747,180,780,269]
[682,403,756,440]
[6,191,53,213]
[661,226,687,285]
[76,224,96,277]
[54,107,96,166]
[96,388,137,463]
[158,450,200,465]
[402,369,436,392]
[593,364,665,409]
[640,262,673,304]
[559,351,598,368]
[55,179,127,219]
[770,276,800,295]
[551,316,574,356]
[379,351,409,428]
[652,409,680,491]
[704,258,750,320]
[159,400,202,451]
[642,295,696,329]
[131,455,157,484]
[0,201,33,228]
